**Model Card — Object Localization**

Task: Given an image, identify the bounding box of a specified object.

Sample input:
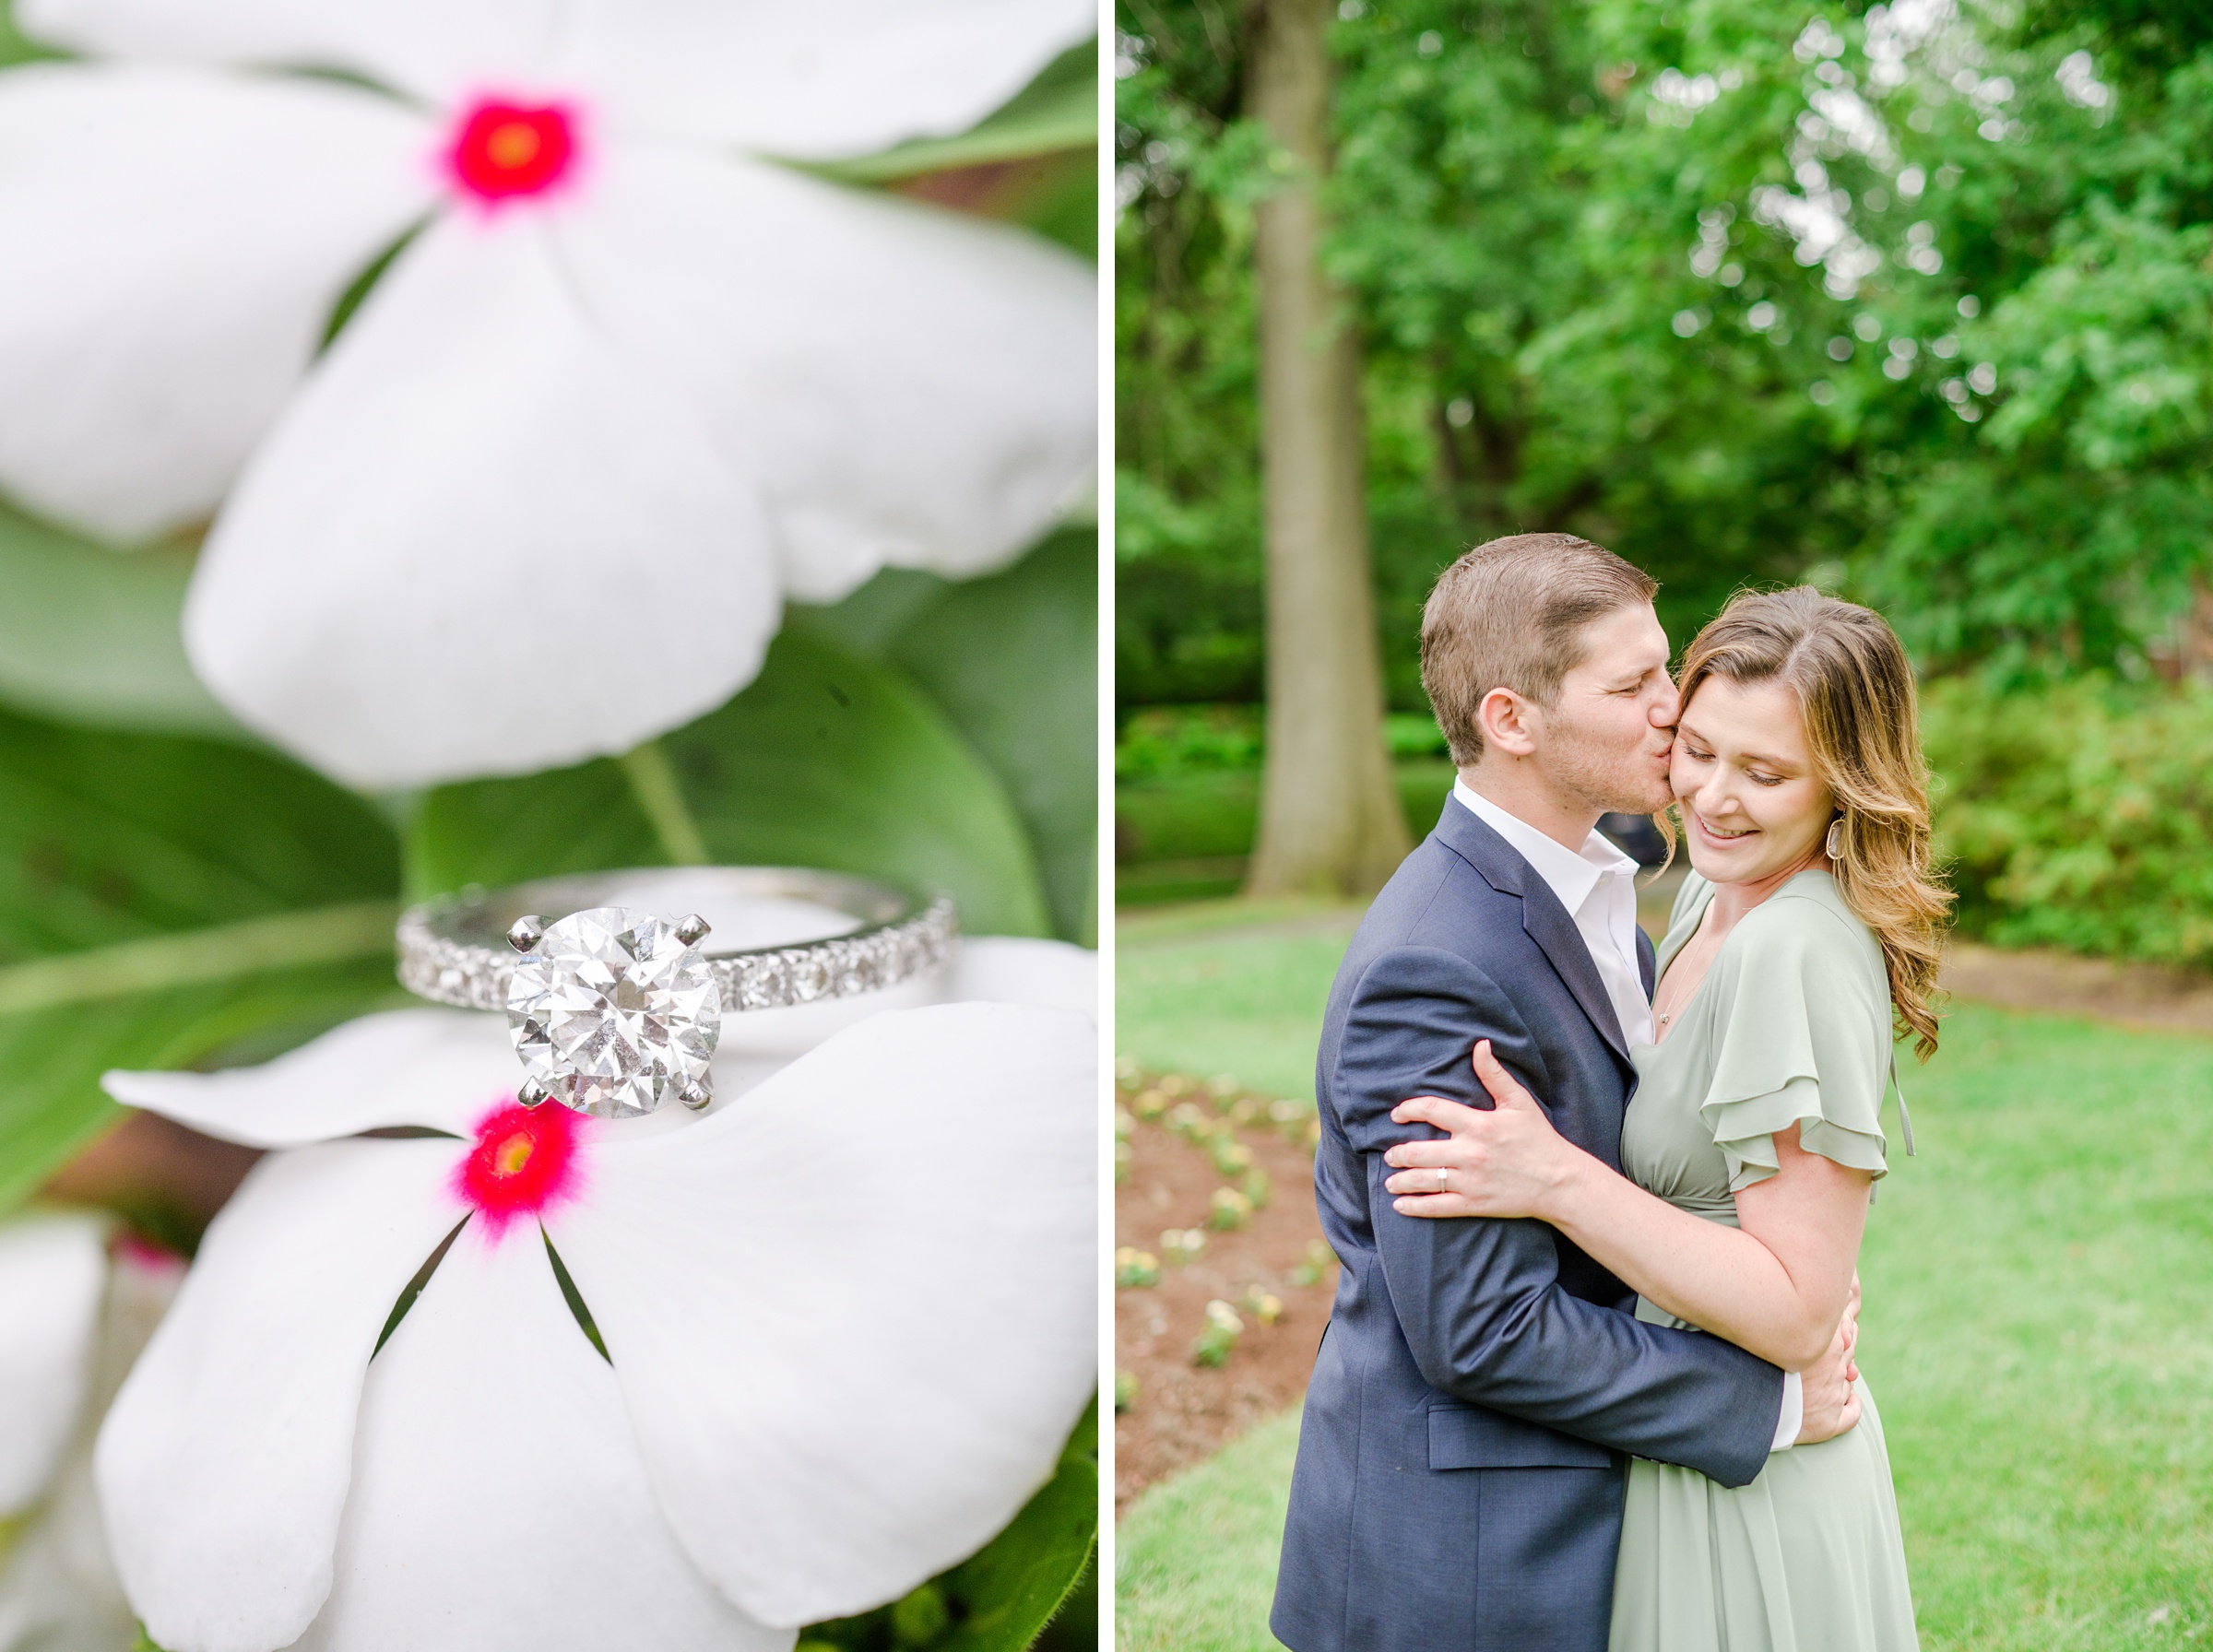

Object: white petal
[94,1139,465,1652]
[291,1224,787,1652]
[549,1001,1096,1626]
[0,1439,138,1652]
[558,149,1095,607]
[948,938,1097,1018]
[18,0,569,105]
[0,1214,107,1515]
[0,1244,181,1652]
[0,65,432,540]
[184,211,779,788]
[102,1009,520,1147]
[559,0,1094,155]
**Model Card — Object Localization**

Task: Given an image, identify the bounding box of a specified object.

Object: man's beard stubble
[1543,714,1675,819]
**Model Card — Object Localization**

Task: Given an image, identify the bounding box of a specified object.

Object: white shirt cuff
[1770,1371,1803,1451]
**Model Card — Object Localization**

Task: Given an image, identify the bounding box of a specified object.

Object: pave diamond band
[396,868,958,1017]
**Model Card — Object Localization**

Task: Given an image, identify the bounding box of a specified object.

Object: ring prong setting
[678,1077,713,1112]
[517,1078,550,1109]
[675,913,711,948]
[507,915,545,954]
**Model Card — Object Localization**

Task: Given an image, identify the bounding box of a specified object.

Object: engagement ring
[397,868,956,1118]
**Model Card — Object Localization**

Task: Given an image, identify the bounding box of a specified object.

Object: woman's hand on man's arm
[1384,1041,1874,1378]
[1382,1040,1592,1222]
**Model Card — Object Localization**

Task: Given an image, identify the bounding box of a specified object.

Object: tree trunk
[2180,572,2213,685]
[1244,0,1409,898]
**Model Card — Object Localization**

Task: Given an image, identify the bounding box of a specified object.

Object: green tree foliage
[1924,675,2213,965]
[1118,0,2213,706]
[1116,6,1270,706]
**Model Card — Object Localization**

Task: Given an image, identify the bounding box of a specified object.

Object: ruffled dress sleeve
[1696,885,1893,1192]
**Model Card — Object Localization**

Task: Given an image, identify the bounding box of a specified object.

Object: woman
[1382,586,1949,1651]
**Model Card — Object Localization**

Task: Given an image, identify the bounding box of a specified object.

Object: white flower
[92,934,1095,1652]
[0,1214,181,1652]
[0,0,1097,787]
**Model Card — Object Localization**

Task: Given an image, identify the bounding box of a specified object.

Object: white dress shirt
[1452,780,1651,1047]
[1450,779,1804,1451]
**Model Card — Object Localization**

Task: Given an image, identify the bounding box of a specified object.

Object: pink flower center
[446,99,576,203]
[455,1098,586,1237]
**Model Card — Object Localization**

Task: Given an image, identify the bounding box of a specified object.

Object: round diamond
[505,906,721,1118]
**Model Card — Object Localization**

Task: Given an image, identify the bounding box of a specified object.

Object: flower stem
[0,902,399,1016]
[617,739,711,867]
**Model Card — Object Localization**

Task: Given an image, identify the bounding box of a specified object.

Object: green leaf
[0,0,58,67]
[408,630,1053,938]
[987,148,1095,262]
[940,1395,1098,1652]
[798,1398,1099,1652]
[882,529,1098,947]
[0,707,404,1215]
[808,41,1095,183]
[0,500,244,741]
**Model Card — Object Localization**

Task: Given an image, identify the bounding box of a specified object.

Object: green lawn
[1116,902,1355,1099]
[1117,908,2213,1651]
[1117,1410,1303,1652]
[1116,762,1456,905]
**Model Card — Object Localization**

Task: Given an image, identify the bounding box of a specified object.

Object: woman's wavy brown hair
[1676,586,1952,1060]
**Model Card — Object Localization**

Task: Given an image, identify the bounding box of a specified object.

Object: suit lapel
[1435,800,1633,1069]
[1637,925,1656,1000]
[1518,880,1634,1068]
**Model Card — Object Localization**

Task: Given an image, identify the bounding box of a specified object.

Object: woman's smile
[1691,809,1759,844]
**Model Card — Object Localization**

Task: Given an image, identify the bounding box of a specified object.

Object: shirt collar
[1451,777,1637,916]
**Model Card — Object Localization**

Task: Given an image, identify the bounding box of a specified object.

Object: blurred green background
[1118,0,2213,950]
[1116,0,2213,1645]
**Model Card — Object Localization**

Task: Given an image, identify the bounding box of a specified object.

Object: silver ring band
[397,867,957,1014]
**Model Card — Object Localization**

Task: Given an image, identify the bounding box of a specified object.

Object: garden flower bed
[1112,1068,1332,1510]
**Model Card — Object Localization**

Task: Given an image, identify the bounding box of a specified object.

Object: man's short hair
[1419,533,1658,765]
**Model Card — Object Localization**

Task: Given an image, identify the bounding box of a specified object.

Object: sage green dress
[1609,868,1918,1652]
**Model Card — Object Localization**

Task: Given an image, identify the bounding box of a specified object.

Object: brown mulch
[1113,1077,1334,1512]
[1939,940,2213,1037]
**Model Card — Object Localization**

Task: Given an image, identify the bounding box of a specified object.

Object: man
[1271,535,1861,1652]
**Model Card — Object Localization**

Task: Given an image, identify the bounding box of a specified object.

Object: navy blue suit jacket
[1270,798,1785,1652]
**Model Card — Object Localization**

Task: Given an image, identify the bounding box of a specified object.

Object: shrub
[1923,675,2213,967]
[1206,1135,1253,1177]
[1160,1227,1207,1265]
[1116,1247,1162,1290]
[1191,1300,1244,1367]
[1207,1187,1254,1232]
[1165,1101,1209,1141]
[1239,1287,1284,1327]
[1291,1240,1339,1289]
[1114,705,1262,783]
